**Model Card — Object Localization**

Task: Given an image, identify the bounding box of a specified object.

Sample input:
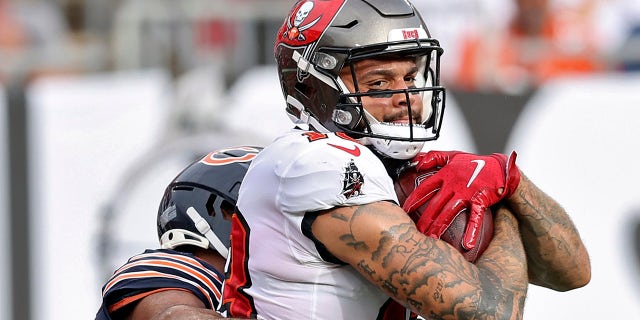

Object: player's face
[340,58,424,125]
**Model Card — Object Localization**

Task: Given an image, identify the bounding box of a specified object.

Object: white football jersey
[222,129,411,319]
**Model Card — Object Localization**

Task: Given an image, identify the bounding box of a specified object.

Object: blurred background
[0,0,639,319]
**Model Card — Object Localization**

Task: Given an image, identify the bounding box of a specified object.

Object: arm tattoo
[508,174,590,290]
[326,202,528,319]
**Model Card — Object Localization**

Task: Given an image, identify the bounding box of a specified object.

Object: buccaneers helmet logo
[283,1,320,41]
[279,0,345,45]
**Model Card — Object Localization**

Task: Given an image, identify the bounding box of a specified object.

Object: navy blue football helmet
[157,146,261,258]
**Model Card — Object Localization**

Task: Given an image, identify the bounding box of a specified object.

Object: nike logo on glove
[327,143,361,156]
[467,159,485,187]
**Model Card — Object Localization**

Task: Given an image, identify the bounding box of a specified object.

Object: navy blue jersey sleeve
[97,249,224,318]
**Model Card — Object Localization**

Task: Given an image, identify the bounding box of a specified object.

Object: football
[394,166,494,263]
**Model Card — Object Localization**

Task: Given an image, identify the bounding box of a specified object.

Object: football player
[96,146,261,320]
[221,0,590,319]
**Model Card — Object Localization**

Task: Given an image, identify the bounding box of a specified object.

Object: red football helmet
[274,0,446,159]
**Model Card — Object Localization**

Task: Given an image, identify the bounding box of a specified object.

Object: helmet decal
[388,27,429,42]
[279,0,346,46]
[200,147,260,166]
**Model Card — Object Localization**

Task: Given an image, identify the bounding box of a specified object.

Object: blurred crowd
[414,0,640,93]
[0,0,639,94]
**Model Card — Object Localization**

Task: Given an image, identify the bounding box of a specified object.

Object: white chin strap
[186,207,229,259]
[159,207,230,259]
[358,111,427,160]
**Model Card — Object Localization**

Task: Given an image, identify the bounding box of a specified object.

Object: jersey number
[221,213,256,318]
[302,131,355,142]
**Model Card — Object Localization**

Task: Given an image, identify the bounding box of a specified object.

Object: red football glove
[402,150,521,250]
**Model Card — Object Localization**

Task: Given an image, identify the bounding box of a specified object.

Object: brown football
[394,166,493,263]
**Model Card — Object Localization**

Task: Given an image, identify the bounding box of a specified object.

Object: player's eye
[367,79,387,89]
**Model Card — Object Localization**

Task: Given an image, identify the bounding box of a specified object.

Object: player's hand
[402,150,521,250]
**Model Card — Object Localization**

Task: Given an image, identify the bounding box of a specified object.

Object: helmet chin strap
[186,207,229,259]
[361,136,425,160]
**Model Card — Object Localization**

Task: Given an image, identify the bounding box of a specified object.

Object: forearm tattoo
[327,203,528,319]
[508,174,590,289]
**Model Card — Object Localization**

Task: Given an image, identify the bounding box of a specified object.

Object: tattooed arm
[506,173,591,291]
[312,201,527,319]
